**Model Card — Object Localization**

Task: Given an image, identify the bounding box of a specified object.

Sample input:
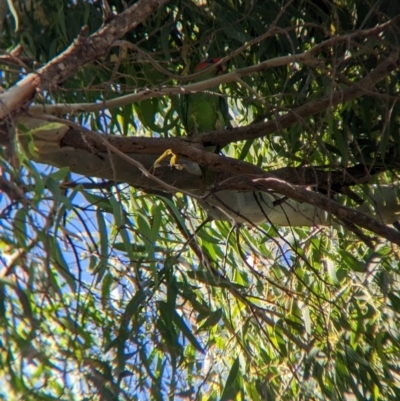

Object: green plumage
[182,60,229,137]
[153,60,228,175]
[184,89,227,135]
[180,59,230,186]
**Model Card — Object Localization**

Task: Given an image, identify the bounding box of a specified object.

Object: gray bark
[17,118,400,228]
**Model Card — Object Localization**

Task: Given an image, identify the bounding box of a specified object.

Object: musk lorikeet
[182,58,231,186]
[153,58,230,183]
[182,57,230,139]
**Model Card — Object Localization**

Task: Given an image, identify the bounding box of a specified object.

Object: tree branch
[27,16,399,116]
[46,124,383,190]
[24,53,398,171]
[0,0,170,119]
[200,52,400,147]
[214,175,400,245]
[15,117,400,238]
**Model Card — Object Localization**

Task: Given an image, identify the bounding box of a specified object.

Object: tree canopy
[1,0,400,399]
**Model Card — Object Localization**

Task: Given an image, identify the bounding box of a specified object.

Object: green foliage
[1,0,400,400]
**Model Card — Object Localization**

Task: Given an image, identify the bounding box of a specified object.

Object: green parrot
[181,58,231,186]
[182,57,230,140]
[153,58,230,180]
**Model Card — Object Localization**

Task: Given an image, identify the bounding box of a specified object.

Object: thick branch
[216,175,400,245]
[0,0,169,119]
[14,119,400,240]
[57,127,382,189]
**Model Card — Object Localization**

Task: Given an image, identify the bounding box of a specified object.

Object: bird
[152,58,230,176]
[182,57,230,140]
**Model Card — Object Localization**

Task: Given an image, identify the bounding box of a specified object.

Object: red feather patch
[195,57,224,71]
